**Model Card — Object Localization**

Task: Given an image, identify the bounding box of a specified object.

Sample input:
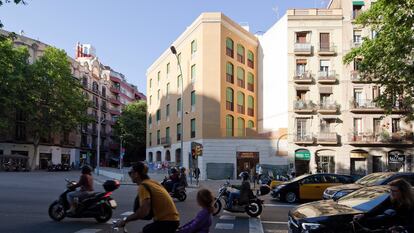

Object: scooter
[213,180,270,217]
[48,178,120,223]
[161,178,187,202]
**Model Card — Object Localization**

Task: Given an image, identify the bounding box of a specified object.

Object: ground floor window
[372,156,383,173]
[236,152,259,179]
[316,155,335,173]
[350,158,367,176]
[61,154,70,165]
[39,153,52,170]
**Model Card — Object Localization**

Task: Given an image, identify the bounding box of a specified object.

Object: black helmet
[81,165,92,174]
[171,167,178,174]
[180,167,186,173]
[239,171,250,180]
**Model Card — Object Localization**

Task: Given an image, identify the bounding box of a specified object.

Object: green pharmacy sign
[295,150,310,161]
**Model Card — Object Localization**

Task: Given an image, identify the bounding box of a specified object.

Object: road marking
[219,215,236,220]
[121,211,134,216]
[215,223,234,230]
[73,229,101,233]
[249,217,264,233]
[261,221,288,225]
[264,204,297,208]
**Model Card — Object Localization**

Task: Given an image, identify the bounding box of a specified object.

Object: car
[323,172,414,200]
[288,185,410,233]
[271,173,355,203]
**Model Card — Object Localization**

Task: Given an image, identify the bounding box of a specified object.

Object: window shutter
[237,67,244,80]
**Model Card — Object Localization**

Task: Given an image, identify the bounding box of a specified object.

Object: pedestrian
[176,189,213,233]
[116,162,180,233]
[194,167,200,186]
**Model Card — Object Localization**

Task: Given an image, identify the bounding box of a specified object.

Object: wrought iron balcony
[294,43,312,55]
[316,132,338,145]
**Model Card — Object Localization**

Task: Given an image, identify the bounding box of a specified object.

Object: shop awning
[351,151,368,159]
[295,149,310,161]
[353,1,365,6]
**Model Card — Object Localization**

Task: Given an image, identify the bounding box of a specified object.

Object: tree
[113,101,147,163]
[20,47,90,170]
[344,0,414,120]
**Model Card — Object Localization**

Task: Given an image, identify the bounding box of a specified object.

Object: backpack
[133,183,154,220]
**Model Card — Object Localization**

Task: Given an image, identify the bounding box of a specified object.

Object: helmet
[81,165,92,174]
[239,171,250,181]
[171,167,178,174]
[180,167,186,173]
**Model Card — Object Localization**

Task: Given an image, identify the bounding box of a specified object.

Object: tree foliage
[343,0,414,120]
[114,101,147,163]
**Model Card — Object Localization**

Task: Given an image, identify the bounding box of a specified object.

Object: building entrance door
[236,152,259,178]
[372,156,383,172]
[39,153,52,170]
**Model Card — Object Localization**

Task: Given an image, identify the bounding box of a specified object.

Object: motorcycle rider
[66,165,94,213]
[354,178,414,232]
[172,167,188,194]
[226,171,251,210]
[164,167,179,193]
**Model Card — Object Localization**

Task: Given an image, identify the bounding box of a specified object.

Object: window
[157,130,160,145]
[372,86,380,100]
[82,77,88,88]
[157,71,161,84]
[296,59,307,76]
[177,123,182,140]
[353,30,362,44]
[353,88,363,106]
[247,120,254,129]
[101,86,106,97]
[226,62,234,83]
[247,72,254,92]
[237,67,245,88]
[156,109,161,122]
[247,96,254,117]
[148,114,152,127]
[92,81,99,93]
[354,118,363,134]
[190,119,196,138]
[237,92,245,114]
[166,83,170,98]
[166,127,170,142]
[247,50,254,68]
[177,98,182,115]
[226,115,234,136]
[157,89,160,101]
[149,133,152,146]
[191,40,197,55]
[226,88,234,111]
[191,91,196,111]
[374,118,381,138]
[191,65,196,83]
[149,95,152,105]
[166,104,170,119]
[237,44,245,63]
[353,3,363,19]
[237,117,245,136]
[166,63,170,75]
[149,79,152,89]
[296,32,307,43]
[226,38,234,57]
[392,119,401,133]
[319,33,330,51]
[177,75,182,89]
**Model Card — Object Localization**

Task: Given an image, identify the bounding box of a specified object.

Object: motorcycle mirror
[384,209,396,217]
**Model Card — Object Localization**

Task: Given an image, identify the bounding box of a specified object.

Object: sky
[0,0,328,94]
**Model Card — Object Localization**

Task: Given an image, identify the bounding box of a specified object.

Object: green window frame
[226,115,234,137]
[226,88,234,103]
[247,72,254,91]
[166,127,170,140]
[190,118,196,138]
[227,62,234,75]
[248,120,254,129]
[248,96,254,109]
[237,44,244,55]
[226,38,234,50]
[191,40,197,54]
[237,117,245,136]
[177,98,182,112]
[237,67,245,80]
[248,50,254,61]
[237,92,245,107]
[191,91,196,107]
[191,64,196,82]
[156,109,161,121]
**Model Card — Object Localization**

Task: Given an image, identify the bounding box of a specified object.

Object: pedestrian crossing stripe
[219,215,236,220]
[73,229,101,233]
[121,211,134,216]
[215,223,234,230]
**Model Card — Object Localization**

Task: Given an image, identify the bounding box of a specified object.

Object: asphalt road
[0,171,293,233]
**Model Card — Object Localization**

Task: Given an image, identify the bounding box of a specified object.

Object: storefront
[387,150,405,172]
[236,152,259,177]
[316,150,335,173]
[350,150,368,177]
[295,149,310,175]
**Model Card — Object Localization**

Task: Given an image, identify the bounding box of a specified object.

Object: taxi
[271,173,354,203]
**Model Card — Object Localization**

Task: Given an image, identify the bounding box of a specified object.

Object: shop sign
[295,150,310,161]
[237,152,257,159]
[388,153,405,163]
[351,152,368,159]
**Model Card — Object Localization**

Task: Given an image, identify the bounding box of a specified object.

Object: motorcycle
[48,178,120,223]
[161,178,187,202]
[213,180,270,218]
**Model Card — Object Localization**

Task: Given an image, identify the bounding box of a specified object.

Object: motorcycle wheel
[212,198,222,216]
[246,200,263,218]
[48,201,66,221]
[95,204,112,223]
[177,191,187,202]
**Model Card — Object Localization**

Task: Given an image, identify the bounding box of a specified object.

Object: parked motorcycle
[160,178,187,201]
[48,178,120,223]
[213,180,270,217]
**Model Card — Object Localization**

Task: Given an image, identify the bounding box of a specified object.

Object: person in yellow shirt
[116,162,180,233]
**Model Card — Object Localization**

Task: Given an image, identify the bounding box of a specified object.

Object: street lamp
[170,46,184,166]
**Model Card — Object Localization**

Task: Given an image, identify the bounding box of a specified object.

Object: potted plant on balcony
[379,130,390,142]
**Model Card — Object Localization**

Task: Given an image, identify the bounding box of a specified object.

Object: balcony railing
[293,71,312,83]
[318,43,336,55]
[293,100,315,113]
[109,109,121,115]
[294,43,312,55]
[161,137,171,146]
[110,97,121,105]
[317,132,338,144]
[318,101,340,113]
[294,134,314,144]
[350,99,385,113]
[110,86,121,94]
[348,131,414,144]
[318,70,336,83]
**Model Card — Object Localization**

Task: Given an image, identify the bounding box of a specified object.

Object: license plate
[109,200,117,208]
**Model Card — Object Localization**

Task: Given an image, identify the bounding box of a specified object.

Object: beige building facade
[146,13,289,180]
[287,0,414,176]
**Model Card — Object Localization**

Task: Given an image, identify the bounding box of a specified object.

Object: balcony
[109,109,121,115]
[318,43,336,56]
[317,132,338,145]
[160,137,171,147]
[110,97,121,105]
[318,101,340,114]
[110,76,121,83]
[348,131,414,145]
[293,71,313,84]
[293,100,316,114]
[294,43,312,55]
[317,71,337,84]
[294,134,314,144]
[350,99,383,113]
[110,86,121,94]
[101,104,107,112]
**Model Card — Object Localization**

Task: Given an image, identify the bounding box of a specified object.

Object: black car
[323,172,414,200]
[288,185,397,233]
[271,173,354,203]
